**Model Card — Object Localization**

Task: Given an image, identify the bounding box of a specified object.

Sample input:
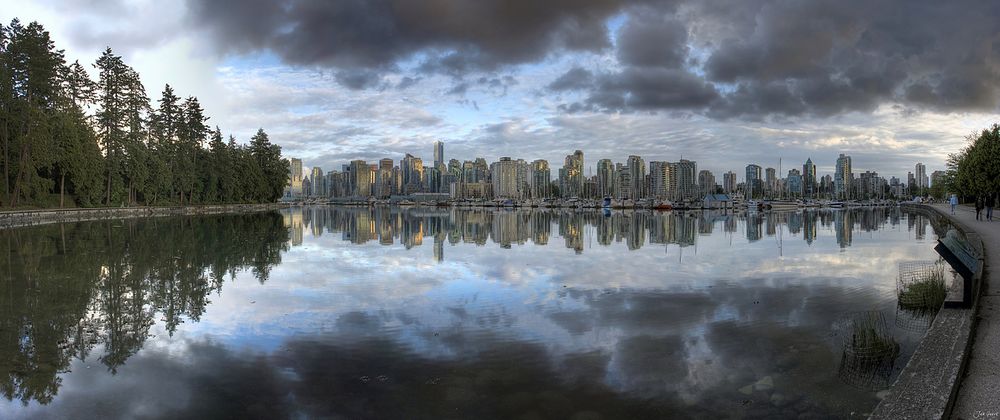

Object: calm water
[0,206,944,419]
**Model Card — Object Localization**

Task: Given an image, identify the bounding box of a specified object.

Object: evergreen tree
[0,19,287,208]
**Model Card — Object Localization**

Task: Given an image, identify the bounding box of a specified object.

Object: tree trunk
[60,172,65,208]
[2,119,8,207]
[106,164,112,206]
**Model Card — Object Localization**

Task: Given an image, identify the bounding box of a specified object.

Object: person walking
[988,192,996,222]
[975,196,984,220]
[950,194,958,214]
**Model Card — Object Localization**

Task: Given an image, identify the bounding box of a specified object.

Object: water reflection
[0,214,288,404]
[287,206,937,256]
[0,207,942,419]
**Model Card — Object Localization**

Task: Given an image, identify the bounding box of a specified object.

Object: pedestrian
[950,194,958,214]
[988,192,996,222]
[975,196,984,220]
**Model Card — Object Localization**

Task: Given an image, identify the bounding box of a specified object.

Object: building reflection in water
[285,206,928,260]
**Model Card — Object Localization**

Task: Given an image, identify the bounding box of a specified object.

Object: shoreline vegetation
[0,18,289,210]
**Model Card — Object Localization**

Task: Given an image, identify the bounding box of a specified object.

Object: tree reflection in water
[0,213,288,404]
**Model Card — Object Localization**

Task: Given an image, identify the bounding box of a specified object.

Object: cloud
[184,0,640,74]
[183,0,1000,117]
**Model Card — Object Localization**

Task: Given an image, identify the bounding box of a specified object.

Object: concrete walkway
[932,204,1000,419]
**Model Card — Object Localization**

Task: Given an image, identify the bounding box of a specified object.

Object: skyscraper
[649,161,671,199]
[529,159,551,198]
[802,158,816,197]
[433,141,444,167]
[626,155,646,200]
[596,159,616,198]
[560,150,584,198]
[492,157,520,199]
[835,154,852,199]
[310,166,324,197]
[786,169,802,196]
[915,163,927,189]
[289,158,303,198]
[765,167,776,193]
[723,171,737,193]
[698,170,716,196]
[745,164,762,198]
[673,159,697,200]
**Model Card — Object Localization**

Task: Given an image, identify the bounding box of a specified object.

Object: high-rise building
[347,160,373,197]
[433,141,444,167]
[529,159,551,198]
[765,168,776,193]
[401,154,424,193]
[723,171,737,193]
[835,154,852,199]
[802,158,816,197]
[288,158,304,198]
[310,166,324,197]
[493,157,520,199]
[649,161,671,199]
[915,163,928,189]
[745,164,762,198]
[626,155,646,200]
[596,159,616,198]
[559,150,584,198]
[698,170,716,196]
[673,159,697,200]
[786,169,802,196]
[931,170,946,187]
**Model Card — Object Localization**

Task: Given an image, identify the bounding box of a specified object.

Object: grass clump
[898,269,947,311]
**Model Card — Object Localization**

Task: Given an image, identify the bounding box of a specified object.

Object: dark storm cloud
[579,68,720,112]
[186,0,1000,116]
[185,0,646,81]
[694,0,1000,117]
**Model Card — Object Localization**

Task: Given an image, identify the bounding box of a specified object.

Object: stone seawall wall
[0,203,291,230]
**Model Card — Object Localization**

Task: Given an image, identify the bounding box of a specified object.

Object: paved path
[933,204,1000,419]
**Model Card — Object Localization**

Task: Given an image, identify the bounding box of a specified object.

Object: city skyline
[3,1,997,179]
[286,140,938,201]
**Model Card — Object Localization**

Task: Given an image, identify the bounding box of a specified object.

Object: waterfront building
[347,160,373,197]
[723,171,737,194]
[820,174,833,198]
[698,170,716,196]
[745,164,762,198]
[289,158,304,198]
[802,158,816,197]
[559,150,584,198]
[835,154,851,199]
[672,159,698,200]
[493,157,521,199]
[597,159,616,198]
[931,170,946,187]
[626,155,646,200]
[433,141,444,167]
[529,159,551,199]
[786,169,802,197]
[649,161,671,199]
[765,167,776,194]
[310,166,324,197]
[401,154,424,193]
[915,163,928,189]
[474,158,490,184]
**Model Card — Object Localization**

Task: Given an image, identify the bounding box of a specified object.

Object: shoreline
[0,203,291,230]
[871,203,986,419]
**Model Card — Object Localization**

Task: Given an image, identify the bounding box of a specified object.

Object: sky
[3,0,999,180]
